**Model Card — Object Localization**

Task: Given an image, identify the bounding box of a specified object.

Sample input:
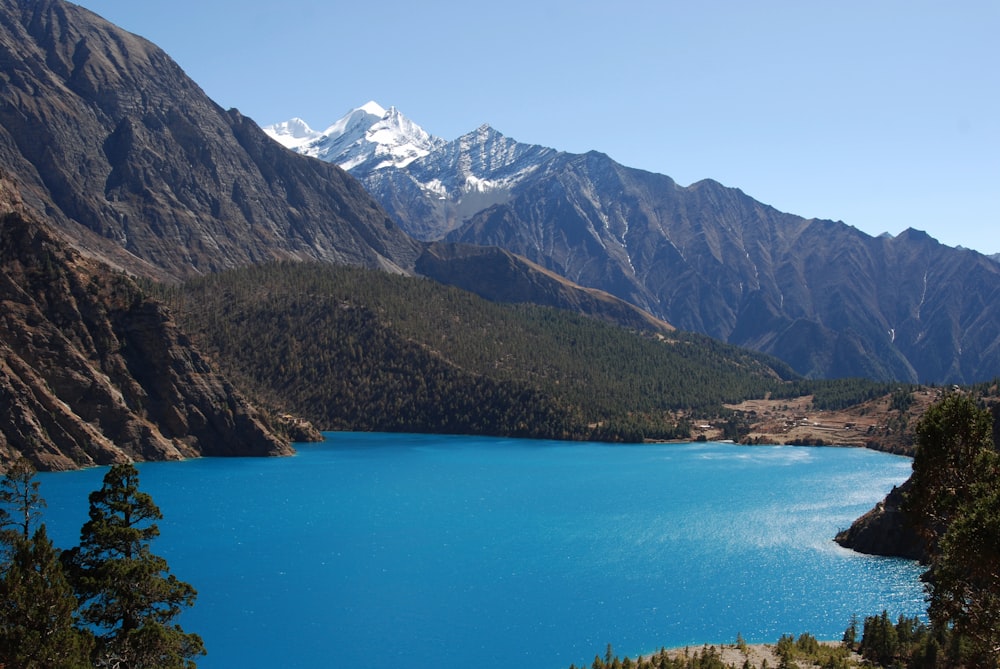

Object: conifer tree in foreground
[0,525,93,667]
[0,456,45,548]
[63,463,205,668]
[0,458,92,667]
[905,394,1000,668]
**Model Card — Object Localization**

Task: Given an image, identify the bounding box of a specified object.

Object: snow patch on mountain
[264,102,559,239]
[264,118,322,151]
[264,101,445,171]
[404,124,557,199]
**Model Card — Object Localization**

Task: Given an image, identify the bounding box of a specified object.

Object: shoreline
[610,640,853,669]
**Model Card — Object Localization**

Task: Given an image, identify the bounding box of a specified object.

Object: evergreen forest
[152,262,903,443]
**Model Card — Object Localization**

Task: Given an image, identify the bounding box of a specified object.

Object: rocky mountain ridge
[415,242,673,334]
[0,0,422,282]
[266,108,558,241]
[0,177,292,471]
[271,103,1000,383]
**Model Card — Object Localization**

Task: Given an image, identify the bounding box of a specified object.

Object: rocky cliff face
[838,399,1000,561]
[0,179,292,471]
[834,480,926,561]
[0,0,422,281]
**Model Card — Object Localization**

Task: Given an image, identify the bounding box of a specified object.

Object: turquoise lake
[37,433,926,669]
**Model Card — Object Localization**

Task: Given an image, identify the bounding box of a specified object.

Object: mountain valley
[268,104,1000,384]
[1,4,999,667]
[0,0,997,474]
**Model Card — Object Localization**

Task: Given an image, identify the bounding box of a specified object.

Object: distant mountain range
[0,0,981,579]
[267,104,1000,383]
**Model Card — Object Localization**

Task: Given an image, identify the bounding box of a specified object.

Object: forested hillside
[155,263,805,442]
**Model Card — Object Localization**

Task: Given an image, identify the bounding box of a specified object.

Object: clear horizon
[76,0,1000,255]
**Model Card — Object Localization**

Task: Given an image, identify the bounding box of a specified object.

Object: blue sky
[77,0,999,254]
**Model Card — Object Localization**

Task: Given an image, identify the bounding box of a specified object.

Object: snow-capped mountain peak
[357,100,387,117]
[264,101,444,171]
[265,103,561,240]
[314,101,385,146]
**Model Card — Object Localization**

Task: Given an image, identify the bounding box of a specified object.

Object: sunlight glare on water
[38,435,925,669]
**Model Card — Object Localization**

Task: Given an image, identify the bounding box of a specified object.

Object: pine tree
[842,614,857,648]
[0,526,92,667]
[0,456,46,549]
[906,393,994,547]
[930,465,1000,667]
[904,394,1000,667]
[859,610,898,666]
[0,460,91,667]
[63,463,205,668]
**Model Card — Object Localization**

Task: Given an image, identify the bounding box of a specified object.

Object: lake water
[37,434,926,669]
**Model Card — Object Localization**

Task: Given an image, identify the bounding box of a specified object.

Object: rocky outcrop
[837,400,1000,561]
[0,0,422,281]
[0,179,292,471]
[834,479,926,561]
